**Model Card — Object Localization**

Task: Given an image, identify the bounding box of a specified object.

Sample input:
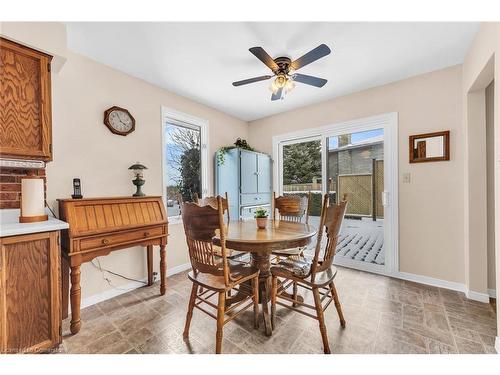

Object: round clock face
[104,107,135,136]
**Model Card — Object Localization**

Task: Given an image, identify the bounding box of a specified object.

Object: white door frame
[272,112,399,275]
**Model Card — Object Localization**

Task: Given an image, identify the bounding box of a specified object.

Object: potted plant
[216,138,255,165]
[254,207,268,229]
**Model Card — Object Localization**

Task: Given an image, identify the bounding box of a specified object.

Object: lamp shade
[19,177,48,223]
[128,162,147,171]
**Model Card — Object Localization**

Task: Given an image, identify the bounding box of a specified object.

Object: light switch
[403,173,411,184]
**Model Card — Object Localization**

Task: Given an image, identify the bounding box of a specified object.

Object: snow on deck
[306,217,385,265]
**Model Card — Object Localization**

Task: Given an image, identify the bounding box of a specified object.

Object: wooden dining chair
[270,193,348,354]
[193,192,247,261]
[272,191,310,223]
[271,192,312,305]
[271,191,311,256]
[193,192,230,223]
[181,197,260,354]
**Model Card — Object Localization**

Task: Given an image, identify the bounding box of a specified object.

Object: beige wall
[461,22,500,335]
[248,65,465,284]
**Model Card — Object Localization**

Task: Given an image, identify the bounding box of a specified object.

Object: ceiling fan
[232,44,331,101]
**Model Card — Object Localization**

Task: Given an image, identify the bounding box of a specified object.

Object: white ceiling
[66,22,479,121]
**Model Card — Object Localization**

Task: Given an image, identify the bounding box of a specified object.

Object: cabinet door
[215,149,239,220]
[257,153,271,193]
[240,151,258,194]
[0,231,61,353]
[0,38,53,161]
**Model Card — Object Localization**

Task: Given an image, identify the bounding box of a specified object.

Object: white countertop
[0,208,69,237]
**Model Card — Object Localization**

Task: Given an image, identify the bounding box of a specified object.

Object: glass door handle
[382,191,390,207]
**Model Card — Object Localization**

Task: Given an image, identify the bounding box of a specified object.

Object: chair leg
[292,281,298,307]
[183,282,198,339]
[312,287,331,354]
[271,275,278,330]
[329,282,346,328]
[252,277,260,329]
[215,291,226,354]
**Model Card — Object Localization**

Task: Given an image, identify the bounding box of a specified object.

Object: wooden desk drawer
[79,226,164,251]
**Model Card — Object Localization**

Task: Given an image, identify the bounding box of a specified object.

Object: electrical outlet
[152,272,159,283]
[403,172,411,184]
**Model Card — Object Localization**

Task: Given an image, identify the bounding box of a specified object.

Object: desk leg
[251,253,272,337]
[70,265,81,334]
[147,245,153,286]
[160,245,166,295]
[61,256,69,320]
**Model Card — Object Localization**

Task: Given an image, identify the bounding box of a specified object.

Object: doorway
[274,113,398,276]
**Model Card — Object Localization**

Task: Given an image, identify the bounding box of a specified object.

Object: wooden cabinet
[215,148,272,220]
[0,231,61,353]
[0,37,53,161]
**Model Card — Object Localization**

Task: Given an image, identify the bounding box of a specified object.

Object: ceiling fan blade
[291,44,331,70]
[232,75,273,87]
[293,73,328,88]
[249,47,279,71]
[271,87,283,101]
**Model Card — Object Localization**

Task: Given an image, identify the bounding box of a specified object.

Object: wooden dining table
[213,219,317,336]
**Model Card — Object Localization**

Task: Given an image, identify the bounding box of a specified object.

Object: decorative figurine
[128,162,148,197]
[72,178,83,199]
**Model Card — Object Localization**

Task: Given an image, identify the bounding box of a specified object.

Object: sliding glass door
[275,114,397,275]
[326,128,385,271]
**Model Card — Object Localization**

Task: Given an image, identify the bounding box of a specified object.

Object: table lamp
[129,162,148,197]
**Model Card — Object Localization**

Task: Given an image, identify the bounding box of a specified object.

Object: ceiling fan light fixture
[274,74,287,89]
[233,44,331,101]
[270,80,279,93]
[285,79,295,93]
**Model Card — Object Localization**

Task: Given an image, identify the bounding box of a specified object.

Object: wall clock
[103,106,135,136]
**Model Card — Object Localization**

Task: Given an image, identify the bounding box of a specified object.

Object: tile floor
[60,267,497,354]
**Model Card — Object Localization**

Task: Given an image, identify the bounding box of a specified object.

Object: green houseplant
[254,207,268,229]
[216,138,255,166]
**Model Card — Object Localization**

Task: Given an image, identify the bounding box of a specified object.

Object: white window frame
[272,112,399,276]
[161,106,209,224]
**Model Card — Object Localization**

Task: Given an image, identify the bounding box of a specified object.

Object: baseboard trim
[392,271,467,293]
[75,262,192,311]
[334,265,472,297]
[465,289,490,303]
[390,271,494,304]
[496,337,500,354]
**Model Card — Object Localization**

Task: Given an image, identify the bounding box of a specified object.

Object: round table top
[213,219,317,253]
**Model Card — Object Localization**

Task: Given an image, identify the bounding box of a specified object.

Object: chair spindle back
[194,192,230,223]
[272,192,311,224]
[310,194,348,280]
[182,196,230,285]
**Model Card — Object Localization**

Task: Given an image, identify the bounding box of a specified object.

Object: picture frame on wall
[409,130,450,163]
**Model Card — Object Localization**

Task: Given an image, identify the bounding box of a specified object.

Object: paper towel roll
[20,178,47,222]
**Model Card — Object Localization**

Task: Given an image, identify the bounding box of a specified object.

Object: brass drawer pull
[144,232,150,237]
[101,239,109,245]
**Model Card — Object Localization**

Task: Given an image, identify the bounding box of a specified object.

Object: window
[162,107,208,222]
